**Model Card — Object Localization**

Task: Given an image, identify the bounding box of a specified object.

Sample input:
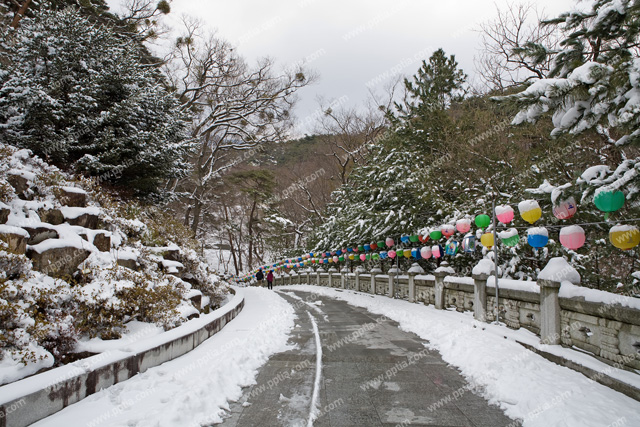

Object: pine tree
[0,8,191,196]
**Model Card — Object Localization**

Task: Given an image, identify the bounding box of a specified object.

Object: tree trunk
[247,196,257,269]
[223,202,239,275]
[11,0,32,29]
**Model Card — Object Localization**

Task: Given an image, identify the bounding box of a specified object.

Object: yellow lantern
[609,225,640,250]
[481,232,494,248]
[403,249,411,258]
[518,200,542,224]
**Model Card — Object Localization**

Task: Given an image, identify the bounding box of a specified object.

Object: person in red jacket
[266,270,274,289]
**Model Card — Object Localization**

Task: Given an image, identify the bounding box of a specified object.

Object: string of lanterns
[237,191,638,282]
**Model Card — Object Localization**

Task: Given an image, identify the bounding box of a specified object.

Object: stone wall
[281,267,640,371]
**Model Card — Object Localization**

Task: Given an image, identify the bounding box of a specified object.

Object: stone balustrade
[275,262,640,371]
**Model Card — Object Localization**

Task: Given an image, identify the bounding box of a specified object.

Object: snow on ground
[32,288,296,427]
[281,285,640,427]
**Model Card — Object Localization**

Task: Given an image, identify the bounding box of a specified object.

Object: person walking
[256,268,264,287]
[266,270,274,289]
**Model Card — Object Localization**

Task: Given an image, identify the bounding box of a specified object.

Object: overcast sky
[110,0,577,136]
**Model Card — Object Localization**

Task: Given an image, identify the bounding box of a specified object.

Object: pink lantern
[386,237,395,247]
[441,224,455,238]
[559,225,586,250]
[388,250,397,259]
[333,256,339,263]
[432,245,442,259]
[360,254,366,261]
[496,205,514,224]
[553,197,578,220]
[420,246,432,259]
[456,219,471,234]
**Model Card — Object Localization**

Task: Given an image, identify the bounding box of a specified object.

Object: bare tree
[166,17,313,234]
[474,2,562,92]
[119,0,171,41]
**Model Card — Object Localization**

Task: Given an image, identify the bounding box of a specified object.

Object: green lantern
[339,256,344,262]
[365,254,371,260]
[377,240,385,248]
[409,235,419,243]
[358,245,365,252]
[475,214,491,229]
[430,230,442,240]
[499,229,520,247]
[396,249,404,257]
[594,190,625,220]
[372,253,380,260]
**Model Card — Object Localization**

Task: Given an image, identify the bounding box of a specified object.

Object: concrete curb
[0,287,245,427]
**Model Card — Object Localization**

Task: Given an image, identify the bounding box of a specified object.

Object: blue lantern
[364,244,371,251]
[401,235,410,244]
[462,234,475,253]
[527,227,549,248]
[411,248,421,259]
[445,241,459,256]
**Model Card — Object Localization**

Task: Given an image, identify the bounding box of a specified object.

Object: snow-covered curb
[0,288,245,427]
[280,285,640,427]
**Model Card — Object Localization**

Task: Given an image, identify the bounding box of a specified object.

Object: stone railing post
[340,265,348,289]
[289,271,294,286]
[408,263,425,303]
[306,268,311,285]
[354,269,360,291]
[472,272,489,322]
[434,261,453,310]
[538,279,562,345]
[370,267,382,294]
[328,266,338,287]
[316,266,324,287]
[537,257,581,345]
[388,266,400,298]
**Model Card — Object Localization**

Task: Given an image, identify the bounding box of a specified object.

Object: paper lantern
[553,197,577,220]
[401,235,410,243]
[323,259,328,264]
[445,241,459,256]
[410,234,419,243]
[496,205,514,224]
[403,249,411,258]
[396,249,403,258]
[372,253,380,260]
[559,225,586,250]
[360,254,366,261]
[386,237,395,247]
[430,229,443,240]
[377,240,385,248]
[388,250,397,259]
[456,219,471,234]
[328,258,333,263]
[527,227,549,248]
[364,244,371,251]
[336,249,342,255]
[420,246,432,259]
[349,254,355,260]
[594,190,625,220]
[432,245,443,258]
[498,228,519,247]
[475,214,491,229]
[519,200,542,224]
[411,248,421,259]
[380,251,388,259]
[347,247,353,253]
[333,256,339,263]
[609,225,640,250]
[366,254,371,260]
[418,234,430,243]
[353,246,359,253]
[358,245,365,252]
[480,232,494,249]
[441,224,455,238]
[370,242,378,250]
[462,234,476,253]
[338,256,345,262]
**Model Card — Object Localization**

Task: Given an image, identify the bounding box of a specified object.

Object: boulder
[7,172,29,197]
[0,227,28,254]
[160,259,184,275]
[59,187,87,207]
[117,258,138,271]
[163,248,180,261]
[67,213,99,229]
[0,205,9,224]
[189,294,202,310]
[23,226,59,245]
[38,209,64,225]
[92,232,111,252]
[26,244,91,277]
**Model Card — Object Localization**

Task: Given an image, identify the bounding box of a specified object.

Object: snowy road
[219,290,513,426]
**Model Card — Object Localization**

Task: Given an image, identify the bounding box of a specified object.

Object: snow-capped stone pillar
[340,265,349,289]
[471,272,489,322]
[316,267,324,287]
[537,258,581,345]
[434,261,454,310]
[388,265,400,298]
[408,263,425,303]
[328,266,338,287]
[289,271,294,285]
[370,267,382,294]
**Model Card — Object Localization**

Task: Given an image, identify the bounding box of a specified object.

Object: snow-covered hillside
[0,143,229,385]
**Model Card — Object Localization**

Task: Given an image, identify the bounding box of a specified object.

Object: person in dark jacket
[256,268,264,286]
[266,270,274,289]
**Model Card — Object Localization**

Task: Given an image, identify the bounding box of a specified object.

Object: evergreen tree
[0,8,191,195]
